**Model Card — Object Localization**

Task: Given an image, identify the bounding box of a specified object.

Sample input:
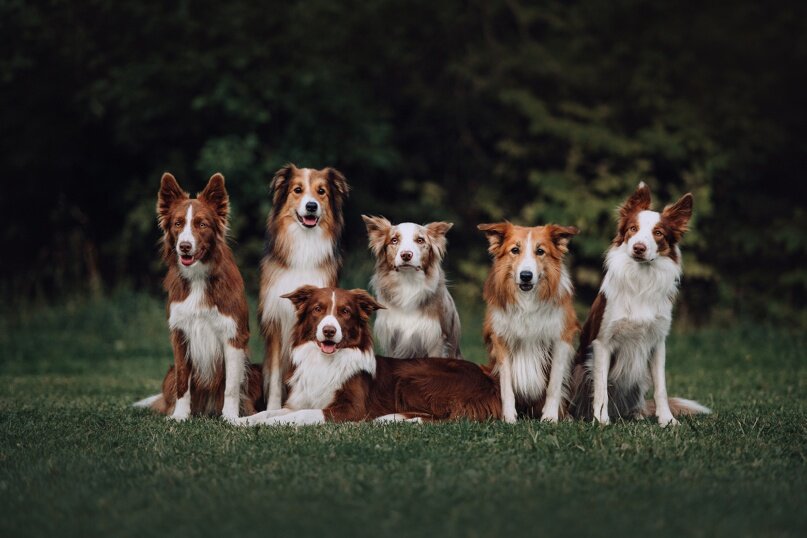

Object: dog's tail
[644,397,712,417]
[132,393,163,410]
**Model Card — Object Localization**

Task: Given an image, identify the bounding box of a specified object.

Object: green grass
[0,290,805,537]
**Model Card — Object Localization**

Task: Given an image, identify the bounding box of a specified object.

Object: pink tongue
[303,216,318,226]
[180,255,194,266]
[320,342,336,354]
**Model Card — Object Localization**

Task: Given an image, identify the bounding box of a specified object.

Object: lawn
[0,291,805,537]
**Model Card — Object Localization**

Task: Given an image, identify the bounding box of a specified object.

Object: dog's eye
[341,307,350,315]
[293,187,303,194]
[416,237,425,244]
[654,230,663,237]
[510,247,520,255]
[198,222,206,228]
[536,248,545,256]
[390,237,398,245]
[174,221,182,228]
[314,305,323,313]
[317,187,326,195]
[629,225,638,233]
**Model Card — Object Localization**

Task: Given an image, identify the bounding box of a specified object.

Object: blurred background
[1,0,805,326]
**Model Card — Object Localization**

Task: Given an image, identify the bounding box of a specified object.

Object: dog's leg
[249,409,325,426]
[651,341,678,427]
[169,332,192,421]
[232,408,292,426]
[222,344,246,421]
[263,324,284,410]
[499,355,517,423]
[542,340,574,422]
[591,339,610,425]
[374,414,424,423]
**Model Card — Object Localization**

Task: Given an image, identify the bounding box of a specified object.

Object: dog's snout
[322,325,337,339]
[305,201,318,213]
[519,271,533,283]
[400,251,413,262]
[632,242,647,256]
[179,242,192,254]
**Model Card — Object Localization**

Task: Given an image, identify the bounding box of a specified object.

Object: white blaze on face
[177,204,196,255]
[395,222,422,268]
[316,292,343,354]
[628,210,661,261]
[296,169,322,227]
[515,232,538,285]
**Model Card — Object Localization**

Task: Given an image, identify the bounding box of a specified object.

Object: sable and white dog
[236,286,503,426]
[362,215,462,359]
[259,164,349,410]
[478,222,580,423]
[134,173,262,420]
[569,182,711,426]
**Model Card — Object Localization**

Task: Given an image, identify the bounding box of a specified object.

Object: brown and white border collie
[568,182,711,426]
[259,164,349,410]
[478,222,580,423]
[362,215,462,359]
[133,173,262,421]
[236,286,502,426]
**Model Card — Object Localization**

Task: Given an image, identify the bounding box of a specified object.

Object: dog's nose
[305,201,318,213]
[400,251,413,262]
[633,243,647,256]
[179,242,192,254]
[322,325,337,339]
[519,271,533,283]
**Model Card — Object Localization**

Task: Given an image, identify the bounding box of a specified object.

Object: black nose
[179,242,192,254]
[305,201,318,213]
[519,271,533,282]
[322,325,336,339]
[633,243,647,255]
[400,251,413,262]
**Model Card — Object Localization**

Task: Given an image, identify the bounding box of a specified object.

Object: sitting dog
[236,286,502,426]
[362,215,462,359]
[134,173,262,420]
[568,182,711,426]
[478,222,580,423]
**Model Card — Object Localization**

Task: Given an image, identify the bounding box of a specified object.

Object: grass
[0,290,805,537]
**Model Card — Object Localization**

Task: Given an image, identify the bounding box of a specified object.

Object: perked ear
[349,289,385,319]
[619,181,652,219]
[549,225,580,254]
[325,167,350,198]
[270,163,297,207]
[661,193,694,241]
[281,285,319,312]
[426,221,453,259]
[477,222,510,255]
[362,215,392,256]
[198,173,229,222]
[157,172,188,229]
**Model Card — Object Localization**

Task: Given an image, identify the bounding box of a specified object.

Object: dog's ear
[325,167,350,199]
[426,221,453,259]
[549,225,579,254]
[619,181,652,220]
[157,173,188,229]
[661,193,693,241]
[478,222,510,255]
[199,173,229,222]
[349,288,385,319]
[281,285,319,312]
[362,215,392,256]
[270,163,297,207]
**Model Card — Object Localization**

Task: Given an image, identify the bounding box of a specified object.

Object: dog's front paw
[502,410,518,424]
[221,403,239,423]
[541,411,559,423]
[658,414,679,428]
[167,412,189,422]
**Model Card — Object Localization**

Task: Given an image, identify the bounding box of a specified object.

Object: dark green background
[2,0,805,323]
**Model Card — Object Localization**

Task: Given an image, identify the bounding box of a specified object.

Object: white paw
[503,412,518,424]
[221,404,239,422]
[658,415,679,428]
[167,412,189,422]
[594,412,610,425]
[541,411,559,423]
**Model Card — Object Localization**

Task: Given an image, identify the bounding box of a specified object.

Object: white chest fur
[168,279,237,384]
[374,307,443,356]
[285,342,376,410]
[491,296,565,401]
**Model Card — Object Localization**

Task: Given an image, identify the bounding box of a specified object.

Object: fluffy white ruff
[168,278,237,385]
[371,263,440,311]
[284,342,376,411]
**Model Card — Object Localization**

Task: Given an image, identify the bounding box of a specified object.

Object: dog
[259,164,349,410]
[236,286,503,426]
[362,215,462,359]
[478,222,580,423]
[133,173,262,420]
[568,182,711,426]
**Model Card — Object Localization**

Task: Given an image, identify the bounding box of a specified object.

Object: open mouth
[179,254,196,267]
[518,283,534,292]
[318,340,337,354]
[297,213,319,228]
